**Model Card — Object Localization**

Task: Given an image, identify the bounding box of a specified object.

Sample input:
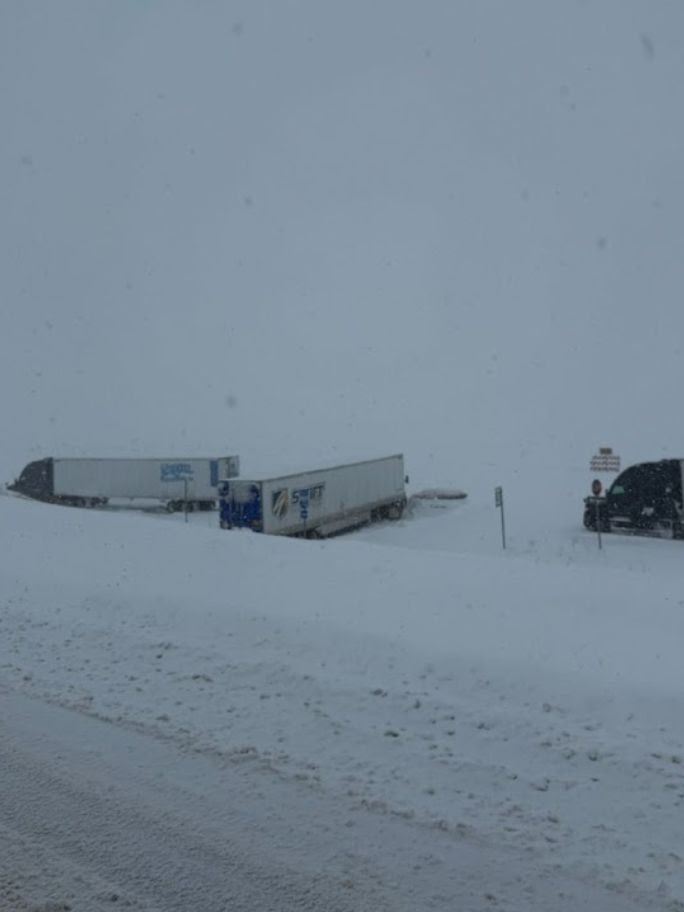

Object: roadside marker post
[494,486,506,550]
[591,478,603,550]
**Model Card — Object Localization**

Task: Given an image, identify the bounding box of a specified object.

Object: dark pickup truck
[584,459,684,539]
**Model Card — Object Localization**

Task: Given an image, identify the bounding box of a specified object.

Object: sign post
[494,486,506,550]
[184,478,189,524]
[591,478,603,550]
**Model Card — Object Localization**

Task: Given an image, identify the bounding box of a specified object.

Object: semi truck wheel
[387,500,405,520]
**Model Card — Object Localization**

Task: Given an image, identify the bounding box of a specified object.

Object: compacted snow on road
[1,492,684,911]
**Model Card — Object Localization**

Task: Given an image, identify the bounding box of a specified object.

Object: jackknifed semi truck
[8,456,240,511]
[219,454,408,537]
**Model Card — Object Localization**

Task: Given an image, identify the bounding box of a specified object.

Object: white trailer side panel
[260,455,405,535]
[53,457,239,501]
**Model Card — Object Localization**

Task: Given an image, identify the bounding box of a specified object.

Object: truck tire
[387,500,405,520]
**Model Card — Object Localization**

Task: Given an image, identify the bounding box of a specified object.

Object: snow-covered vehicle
[584,459,684,538]
[218,455,408,537]
[7,456,240,512]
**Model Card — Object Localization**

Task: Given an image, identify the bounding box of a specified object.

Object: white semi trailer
[218,455,407,537]
[8,456,240,511]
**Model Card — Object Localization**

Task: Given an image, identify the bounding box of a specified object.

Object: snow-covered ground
[2,484,684,909]
[3,0,684,907]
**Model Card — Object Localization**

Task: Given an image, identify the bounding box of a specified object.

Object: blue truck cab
[219,480,263,531]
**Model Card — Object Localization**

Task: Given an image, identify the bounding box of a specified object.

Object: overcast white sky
[2,1,683,487]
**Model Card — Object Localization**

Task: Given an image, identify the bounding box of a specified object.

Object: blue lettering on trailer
[210,460,218,486]
[161,462,194,482]
[292,483,324,521]
[291,483,325,504]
